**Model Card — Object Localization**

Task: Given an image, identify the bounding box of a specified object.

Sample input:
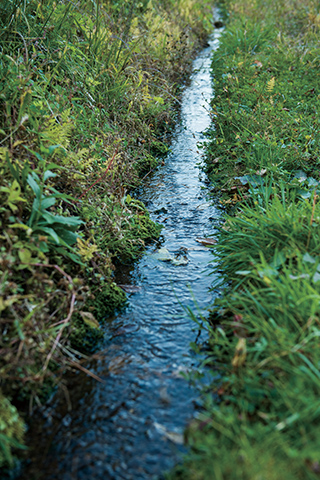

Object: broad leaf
[54,227,79,246]
[43,170,57,182]
[27,173,41,198]
[18,248,32,264]
[40,211,58,224]
[37,226,61,244]
[41,197,56,210]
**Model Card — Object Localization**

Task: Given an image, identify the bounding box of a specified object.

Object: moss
[0,392,26,469]
[70,281,127,353]
[135,153,159,176]
[91,282,127,322]
[150,140,170,156]
[70,314,104,353]
[128,199,162,241]
[107,198,162,262]
[10,375,57,406]
[70,282,127,351]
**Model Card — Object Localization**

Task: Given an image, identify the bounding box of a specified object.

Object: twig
[141,167,156,182]
[67,360,105,383]
[42,292,76,374]
[50,317,72,328]
[77,148,118,200]
[33,263,73,284]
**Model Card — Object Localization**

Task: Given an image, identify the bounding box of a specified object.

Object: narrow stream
[20,29,222,480]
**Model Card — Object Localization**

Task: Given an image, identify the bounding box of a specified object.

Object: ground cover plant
[0,0,214,470]
[168,0,320,478]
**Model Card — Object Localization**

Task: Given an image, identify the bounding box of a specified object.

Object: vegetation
[168,0,320,478]
[0,0,214,470]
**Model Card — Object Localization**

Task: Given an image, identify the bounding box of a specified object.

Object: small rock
[214,21,224,28]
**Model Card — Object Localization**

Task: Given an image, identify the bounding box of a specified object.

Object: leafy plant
[26,169,83,259]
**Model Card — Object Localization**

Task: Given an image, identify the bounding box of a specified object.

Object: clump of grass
[170,243,320,479]
[213,186,320,287]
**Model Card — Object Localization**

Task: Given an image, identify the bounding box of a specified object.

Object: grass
[0,0,214,470]
[167,0,320,479]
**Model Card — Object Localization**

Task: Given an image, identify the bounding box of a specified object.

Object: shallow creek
[20,29,222,480]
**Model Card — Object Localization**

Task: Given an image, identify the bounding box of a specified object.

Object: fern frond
[266,76,275,93]
[0,147,9,165]
[77,237,98,261]
[40,109,73,148]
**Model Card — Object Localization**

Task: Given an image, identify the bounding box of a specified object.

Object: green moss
[70,281,127,353]
[150,140,170,156]
[70,314,104,353]
[11,375,57,406]
[70,282,127,352]
[135,153,159,176]
[91,282,127,322]
[0,392,26,469]
[106,198,162,262]
[129,199,163,242]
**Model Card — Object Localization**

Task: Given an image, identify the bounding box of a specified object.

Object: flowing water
[20,29,222,480]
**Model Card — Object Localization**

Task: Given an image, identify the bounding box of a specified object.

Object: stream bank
[17,27,223,480]
[0,0,215,472]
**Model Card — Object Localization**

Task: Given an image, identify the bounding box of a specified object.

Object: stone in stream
[151,247,189,265]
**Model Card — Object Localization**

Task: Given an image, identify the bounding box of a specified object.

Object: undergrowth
[168,0,320,479]
[0,0,214,470]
